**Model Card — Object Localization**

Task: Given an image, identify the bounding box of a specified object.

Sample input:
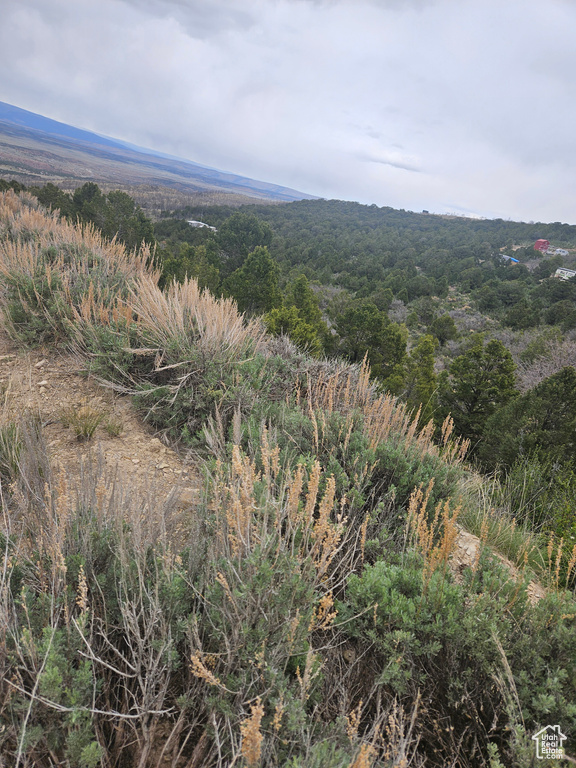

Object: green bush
[4,263,71,345]
[339,550,576,766]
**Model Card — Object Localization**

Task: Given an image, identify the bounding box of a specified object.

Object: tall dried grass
[0,189,157,342]
[208,428,351,586]
[407,480,461,588]
[128,275,265,360]
[304,357,468,466]
[0,190,155,282]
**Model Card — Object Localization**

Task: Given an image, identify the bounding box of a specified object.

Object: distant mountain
[0,101,315,203]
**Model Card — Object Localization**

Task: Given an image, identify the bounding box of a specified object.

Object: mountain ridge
[0,100,315,202]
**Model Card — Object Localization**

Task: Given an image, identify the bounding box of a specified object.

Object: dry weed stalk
[240,698,265,768]
[296,647,321,701]
[545,534,575,590]
[382,696,422,767]
[566,544,576,588]
[305,358,467,467]
[190,651,225,690]
[272,696,284,733]
[408,481,461,588]
[308,591,338,631]
[213,438,349,586]
[309,475,345,578]
[346,699,363,740]
[359,512,370,565]
[260,424,280,481]
[347,742,377,768]
[76,563,89,613]
[225,444,261,557]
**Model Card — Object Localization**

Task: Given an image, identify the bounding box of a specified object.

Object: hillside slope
[0,190,574,768]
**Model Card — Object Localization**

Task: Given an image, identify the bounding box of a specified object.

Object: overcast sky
[2,0,576,222]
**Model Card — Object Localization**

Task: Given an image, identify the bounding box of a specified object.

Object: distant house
[187,220,217,232]
[501,254,519,263]
[555,248,569,256]
[534,239,550,252]
[554,267,576,281]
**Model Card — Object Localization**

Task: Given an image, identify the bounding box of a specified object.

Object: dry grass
[240,698,265,768]
[303,357,468,465]
[0,190,155,282]
[207,426,352,588]
[128,275,265,360]
[0,189,157,342]
[60,403,105,440]
[407,480,461,588]
[546,534,576,590]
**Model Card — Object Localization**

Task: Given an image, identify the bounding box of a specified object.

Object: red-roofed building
[534,239,550,252]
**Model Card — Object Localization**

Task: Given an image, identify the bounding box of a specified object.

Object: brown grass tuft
[240,698,265,768]
[408,480,461,589]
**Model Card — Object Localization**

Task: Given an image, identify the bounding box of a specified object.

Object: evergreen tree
[160,243,220,292]
[335,300,406,386]
[404,334,439,424]
[439,337,517,444]
[287,274,323,327]
[429,314,458,345]
[224,246,281,314]
[264,306,322,355]
[217,212,273,275]
[479,366,576,469]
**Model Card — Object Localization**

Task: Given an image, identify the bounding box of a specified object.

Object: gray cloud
[119,0,257,37]
[357,151,422,173]
[1,0,576,221]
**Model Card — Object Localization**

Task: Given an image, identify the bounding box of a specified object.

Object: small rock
[38,380,48,387]
[132,459,140,464]
[35,359,47,368]
[39,387,46,394]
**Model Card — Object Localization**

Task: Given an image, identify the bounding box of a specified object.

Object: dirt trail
[0,330,198,508]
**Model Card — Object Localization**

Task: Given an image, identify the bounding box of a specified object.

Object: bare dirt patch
[0,330,199,509]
